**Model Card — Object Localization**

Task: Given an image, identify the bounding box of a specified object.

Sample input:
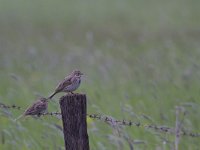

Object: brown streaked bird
[48,69,83,99]
[15,97,48,121]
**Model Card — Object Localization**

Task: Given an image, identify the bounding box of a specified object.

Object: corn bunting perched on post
[48,69,83,99]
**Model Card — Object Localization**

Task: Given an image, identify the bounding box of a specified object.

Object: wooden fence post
[59,94,89,150]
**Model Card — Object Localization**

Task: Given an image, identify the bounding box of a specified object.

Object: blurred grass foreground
[0,0,200,149]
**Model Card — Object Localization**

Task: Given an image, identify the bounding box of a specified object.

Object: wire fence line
[0,102,200,138]
[0,102,21,110]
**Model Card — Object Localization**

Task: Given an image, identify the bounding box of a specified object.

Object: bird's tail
[48,92,57,99]
[14,114,25,122]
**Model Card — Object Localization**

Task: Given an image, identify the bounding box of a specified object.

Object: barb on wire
[42,112,61,116]
[0,102,21,110]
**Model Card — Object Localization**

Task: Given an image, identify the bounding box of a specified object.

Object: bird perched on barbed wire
[14,97,48,121]
[48,69,83,99]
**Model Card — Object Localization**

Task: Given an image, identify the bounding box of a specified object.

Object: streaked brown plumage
[15,97,48,121]
[48,69,83,99]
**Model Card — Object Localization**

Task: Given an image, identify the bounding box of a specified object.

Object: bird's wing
[34,101,47,113]
[24,105,37,115]
[55,77,72,92]
[24,100,44,115]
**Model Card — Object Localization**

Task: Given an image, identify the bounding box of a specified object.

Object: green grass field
[0,0,200,149]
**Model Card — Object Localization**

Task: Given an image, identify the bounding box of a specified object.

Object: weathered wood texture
[59,94,89,150]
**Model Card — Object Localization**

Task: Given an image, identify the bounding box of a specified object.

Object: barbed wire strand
[41,112,200,138]
[1,103,200,138]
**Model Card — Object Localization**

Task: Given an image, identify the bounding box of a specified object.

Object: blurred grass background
[0,0,200,149]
